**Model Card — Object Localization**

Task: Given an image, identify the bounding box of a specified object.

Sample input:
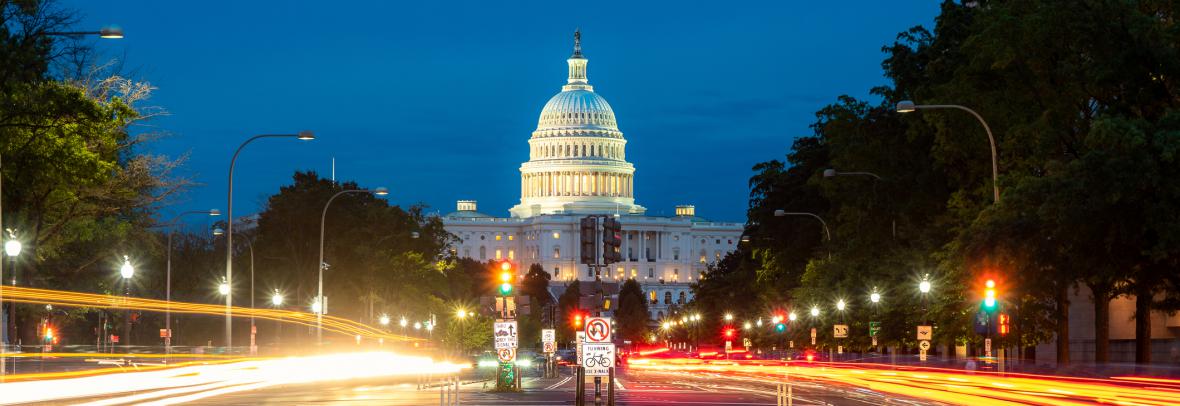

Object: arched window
[678,292,687,304]
[699,249,707,263]
[553,245,561,259]
[479,246,486,260]
[664,292,672,305]
[649,291,657,304]
[657,311,664,320]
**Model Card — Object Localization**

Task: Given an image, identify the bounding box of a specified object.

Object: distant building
[442,32,744,323]
[1035,286,1180,364]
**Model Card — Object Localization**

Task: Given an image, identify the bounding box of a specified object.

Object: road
[164,365,941,405]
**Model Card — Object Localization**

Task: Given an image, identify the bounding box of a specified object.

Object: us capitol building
[443,32,743,322]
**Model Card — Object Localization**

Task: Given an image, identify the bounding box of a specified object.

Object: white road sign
[585,317,612,343]
[543,341,556,353]
[833,324,849,338]
[542,328,556,343]
[917,325,933,341]
[582,343,615,376]
[497,348,516,363]
[494,321,518,349]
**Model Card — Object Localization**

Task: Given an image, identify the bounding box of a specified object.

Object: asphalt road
[162,365,945,406]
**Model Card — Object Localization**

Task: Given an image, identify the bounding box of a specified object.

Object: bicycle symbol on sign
[584,353,611,368]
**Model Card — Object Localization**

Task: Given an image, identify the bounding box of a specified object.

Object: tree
[616,279,648,343]
[556,280,581,343]
[521,263,553,309]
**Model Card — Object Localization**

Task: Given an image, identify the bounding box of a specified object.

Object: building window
[699,249,707,263]
[648,268,654,278]
[553,231,560,239]
[587,267,594,277]
[678,292,687,304]
[674,268,680,278]
[673,235,679,241]
[554,267,561,277]
[649,291,657,304]
[508,250,515,260]
[480,235,485,240]
[715,239,720,244]
[727,239,732,245]
[631,268,637,278]
[657,311,664,320]
[509,235,515,241]
[715,250,721,262]
[495,249,502,260]
[672,248,680,261]
[479,246,487,260]
[664,291,672,305]
[700,239,705,244]
[463,248,470,258]
[495,234,502,241]
[553,246,561,259]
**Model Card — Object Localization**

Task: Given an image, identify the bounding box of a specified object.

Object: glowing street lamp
[919,279,932,294]
[218,279,230,296]
[456,309,468,319]
[119,255,134,279]
[271,291,283,306]
[743,321,752,330]
[788,312,798,322]
[724,313,733,322]
[310,299,323,314]
[809,306,820,317]
[836,299,846,312]
[413,322,422,330]
[399,317,408,328]
[379,314,391,326]
[870,289,881,304]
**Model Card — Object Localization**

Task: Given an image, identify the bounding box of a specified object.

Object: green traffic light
[775,323,786,333]
[499,282,513,295]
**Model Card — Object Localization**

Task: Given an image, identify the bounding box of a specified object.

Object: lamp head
[296,131,316,140]
[870,292,881,303]
[919,280,932,294]
[836,299,846,311]
[896,100,917,113]
[373,187,389,196]
[99,26,124,39]
[119,255,134,279]
[208,209,221,216]
[823,169,837,178]
[773,209,786,217]
[4,239,21,257]
[212,227,225,236]
[271,292,283,306]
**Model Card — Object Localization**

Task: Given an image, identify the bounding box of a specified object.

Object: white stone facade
[442,33,743,322]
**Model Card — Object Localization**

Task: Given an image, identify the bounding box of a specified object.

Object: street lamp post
[225,132,314,352]
[316,187,388,346]
[271,291,283,349]
[44,26,125,38]
[773,210,831,242]
[162,210,220,360]
[823,169,896,237]
[1,232,21,380]
[897,101,1000,203]
[119,256,134,348]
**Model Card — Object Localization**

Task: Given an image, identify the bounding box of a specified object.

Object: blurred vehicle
[555,349,576,365]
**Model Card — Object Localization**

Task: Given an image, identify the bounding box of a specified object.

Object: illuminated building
[442,31,743,321]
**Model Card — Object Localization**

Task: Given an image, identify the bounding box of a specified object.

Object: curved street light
[45,26,125,39]
[225,132,314,350]
[316,186,389,346]
[773,210,831,242]
[897,101,999,203]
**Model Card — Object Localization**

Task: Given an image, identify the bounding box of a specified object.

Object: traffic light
[724,328,736,339]
[573,311,585,329]
[775,322,786,333]
[602,217,622,264]
[497,261,514,296]
[998,313,1010,336]
[983,279,997,311]
[580,217,598,265]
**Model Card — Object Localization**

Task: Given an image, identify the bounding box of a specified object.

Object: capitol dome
[509,30,645,219]
[537,89,618,131]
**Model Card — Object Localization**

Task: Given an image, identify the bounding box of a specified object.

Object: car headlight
[478,360,498,368]
[516,359,532,367]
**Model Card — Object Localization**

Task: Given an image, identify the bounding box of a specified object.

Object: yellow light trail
[627,358,1180,406]
[2,286,419,342]
[0,351,468,405]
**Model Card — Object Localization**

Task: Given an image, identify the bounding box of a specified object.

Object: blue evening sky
[65,1,937,222]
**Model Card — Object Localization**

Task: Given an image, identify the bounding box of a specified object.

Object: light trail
[2,286,418,342]
[627,358,1180,405]
[0,351,468,405]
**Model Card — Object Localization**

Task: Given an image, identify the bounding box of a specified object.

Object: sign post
[919,340,930,361]
[494,320,519,391]
[869,321,880,347]
[809,328,816,346]
[542,328,556,378]
[582,342,615,406]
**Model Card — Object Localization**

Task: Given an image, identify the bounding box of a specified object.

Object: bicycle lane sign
[581,343,615,376]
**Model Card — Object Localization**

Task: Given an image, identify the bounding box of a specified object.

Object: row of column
[521,171,632,198]
[531,141,623,160]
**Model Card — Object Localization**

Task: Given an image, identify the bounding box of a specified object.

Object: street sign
[810,328,816,345]
[985,338,992,357]
[833,324,849,338]
[494,321,518,349]
[585,317,611,343]
[869,321,881,337]
[542,328,555,344]
[497,348,516,363]
[743,338,752,349]
[159,329,171,338]
[917,325,933,341]
[581,343,615,376]
[919,349,928,361]
[725,341,732,351]
[837,345,843,354]
[919,340,931,351]
[543,341,556,353]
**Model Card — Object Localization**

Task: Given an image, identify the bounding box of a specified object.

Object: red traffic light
[724,328,735,338]
[573,312,584,328]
